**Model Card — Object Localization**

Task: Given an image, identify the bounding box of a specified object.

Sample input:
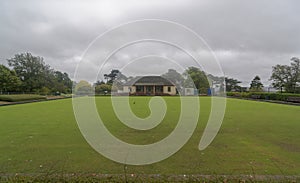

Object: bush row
[0,94,46,102]
[226,92,300,102]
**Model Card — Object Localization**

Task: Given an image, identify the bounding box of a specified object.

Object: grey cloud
[0,0,299,86]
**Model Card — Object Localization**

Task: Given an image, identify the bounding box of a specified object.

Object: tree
[270,65,291,92]
[225,77,242,92]
[74,80,93,95]
[161,69,184,93]
[291,57,300,92]
[104,69,128,92]
[104,69,127,84]
[183,67,209,94]
[95,84,112,94]
[250,75,264,92]
[7,53,51,92]
[52,71,73,93]
[7,53,73,94]
[94,80,105,86]
[39,86,51,95]
[270,57,300,93]
[0,64,21,93]
[161,69,184,85]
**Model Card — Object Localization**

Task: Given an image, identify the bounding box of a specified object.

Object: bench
[287,97,300,103]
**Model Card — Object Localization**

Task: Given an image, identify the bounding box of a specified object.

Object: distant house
[184,88,197,96]
[262,87,278,93]
[123,76,176,96]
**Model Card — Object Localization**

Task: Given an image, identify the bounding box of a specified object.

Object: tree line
[92,67,245,95]
[224,57,300,93]
[0,53,72,94]
[87,67,211,95]
[93,57,300,94]
[270,57,300,93]
[1,52,299,95]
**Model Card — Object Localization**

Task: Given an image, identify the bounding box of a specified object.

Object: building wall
[131,86,136,93]
[163,86,176,95]
[124,85,176,95]
[184,88,195,96]
[123,86,129,93]
[123,86,136,94]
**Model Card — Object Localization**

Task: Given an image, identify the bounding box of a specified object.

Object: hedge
[0,94,46,102]
[226,92,300,102]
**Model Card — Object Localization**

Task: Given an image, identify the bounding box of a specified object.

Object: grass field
[0,96,299,178]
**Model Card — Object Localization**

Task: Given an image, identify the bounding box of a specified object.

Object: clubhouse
[123,76,176,96]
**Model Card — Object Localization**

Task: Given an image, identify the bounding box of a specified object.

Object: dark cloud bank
[0,0,299,86]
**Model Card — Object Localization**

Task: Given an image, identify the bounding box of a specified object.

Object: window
[136,86,144,92]
[168,86,171,92]
[155,86,163,93]
[146,86,153,93]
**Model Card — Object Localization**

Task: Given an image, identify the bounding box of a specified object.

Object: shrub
[39,87,51,95]
[0,94,46,102]
[226,92,300,102]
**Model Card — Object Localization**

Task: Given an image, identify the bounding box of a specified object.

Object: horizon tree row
[0,53,72,94]
[96,56,300,94]
[1,52,299,95]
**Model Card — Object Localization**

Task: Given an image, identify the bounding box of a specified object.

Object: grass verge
[0,95,46,102]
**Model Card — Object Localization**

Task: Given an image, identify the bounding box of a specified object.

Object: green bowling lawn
[0,96,299,178]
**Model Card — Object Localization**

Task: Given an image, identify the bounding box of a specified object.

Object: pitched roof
[124,76,174,86]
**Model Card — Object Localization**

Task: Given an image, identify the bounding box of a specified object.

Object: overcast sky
[0,0,299,86]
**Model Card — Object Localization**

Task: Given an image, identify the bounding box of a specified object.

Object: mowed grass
[0,97,299,176]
